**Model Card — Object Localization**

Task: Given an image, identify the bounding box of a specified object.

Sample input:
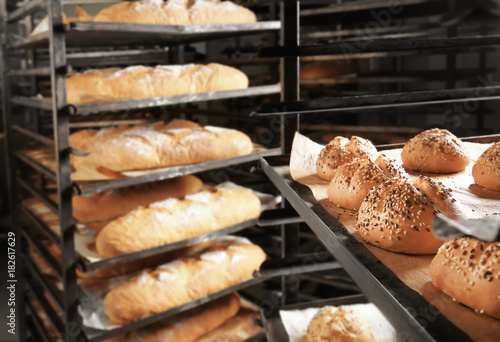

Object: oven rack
[11,84,281,115]
[252,85,500,116]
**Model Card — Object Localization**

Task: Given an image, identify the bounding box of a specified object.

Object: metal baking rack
[262,293,368,342]
[10,20,281,49]
[259,154,479,341]
[12,84,281,115]
[252,85,500,116]
[1,0,287,341]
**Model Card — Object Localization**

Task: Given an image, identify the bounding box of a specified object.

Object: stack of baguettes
[66,63,249,105]
[69,119,254,172]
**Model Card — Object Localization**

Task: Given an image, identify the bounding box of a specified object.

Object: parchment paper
[289,132,500,341]
[280,303,396,342]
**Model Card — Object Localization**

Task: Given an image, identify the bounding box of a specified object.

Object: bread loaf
[472,142,500,191]
[328,158,388,211]
[125,293,241,342]
[430,237,500,319]
[401,128,470,173]
[356,179,444,254]
[95,0,256,25]
[66,63,249,105]
[196,309,263,342]
[95,187,261,257]
[317,136,378,181]
[73,175,203,223]
[103,236,266,325]
[70,120,254,172]
[306,307,374,342]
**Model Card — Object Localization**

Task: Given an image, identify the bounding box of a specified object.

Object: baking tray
[260,154,475,342]
[262,294,368,342]
[80,259,340,342]
[10,20,280,49]
[15,146,281,195]
[12,84,281,115]
[21,186,282,274]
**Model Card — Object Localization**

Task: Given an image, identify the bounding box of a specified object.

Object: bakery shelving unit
[253,0,500,341]
[0,1,347,341]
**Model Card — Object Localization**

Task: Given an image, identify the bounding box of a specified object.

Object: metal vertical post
[1,1,27,339]
[280,0,300,305]
[47,0,80,340]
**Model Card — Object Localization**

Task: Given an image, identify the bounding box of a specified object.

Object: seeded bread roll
[375,154,411,181]
[95,0,256,25]
[103,237,266,325]
[472,142,500,191]
[66,63,249,105]
[317,136,378,181]
[413,176,467,220]
[356,179,444,254]
[72,175,203,223]
[328,158,388,211]
[401,128,470,173]
[306,307,374,342]
[70,120,253,172]
[95,187,262,257]
[125,293,241,342]
[430,237,500,319]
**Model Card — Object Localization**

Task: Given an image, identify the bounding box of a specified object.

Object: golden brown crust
[375,154,411,181]
[70,120,253,172]
[430,237,500,319]
[72,175,203,223]
[66,63,249,105]
[125,293,241,342]
[472,142,500,191]
[95,187,261,257]
[413,175,467,220]
[317,136,378,181]
[356,179,444,254]
[328,158,388,211]
[95,0,256,25]
[196,309,262,342]
[306,307,374,342]
[103,237,266,325]
[401,128,470,173]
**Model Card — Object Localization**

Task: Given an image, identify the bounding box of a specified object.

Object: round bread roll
[374,154,411,181]
[356,179,444,254]
[401,128,470,173]
[328,158,388,211]
[413,176,467,220]
[472,142,500,191]
[430,237,500,319]
[306,307,374,342]
[317,136,378,181]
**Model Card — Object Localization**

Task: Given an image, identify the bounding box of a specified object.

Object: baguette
[196,309,263,342]
[70,120,254,172]
[95,0,256,25]
[103,236,267,325]
[73,175,203,223]
[95,187,262,257]
[125,293,241,342]
[66,63,249,105]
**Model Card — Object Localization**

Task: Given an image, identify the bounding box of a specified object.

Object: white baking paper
[280,303,397,342]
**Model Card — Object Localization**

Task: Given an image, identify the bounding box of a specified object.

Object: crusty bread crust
[430,237,500,319]
[472,142,500,191]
